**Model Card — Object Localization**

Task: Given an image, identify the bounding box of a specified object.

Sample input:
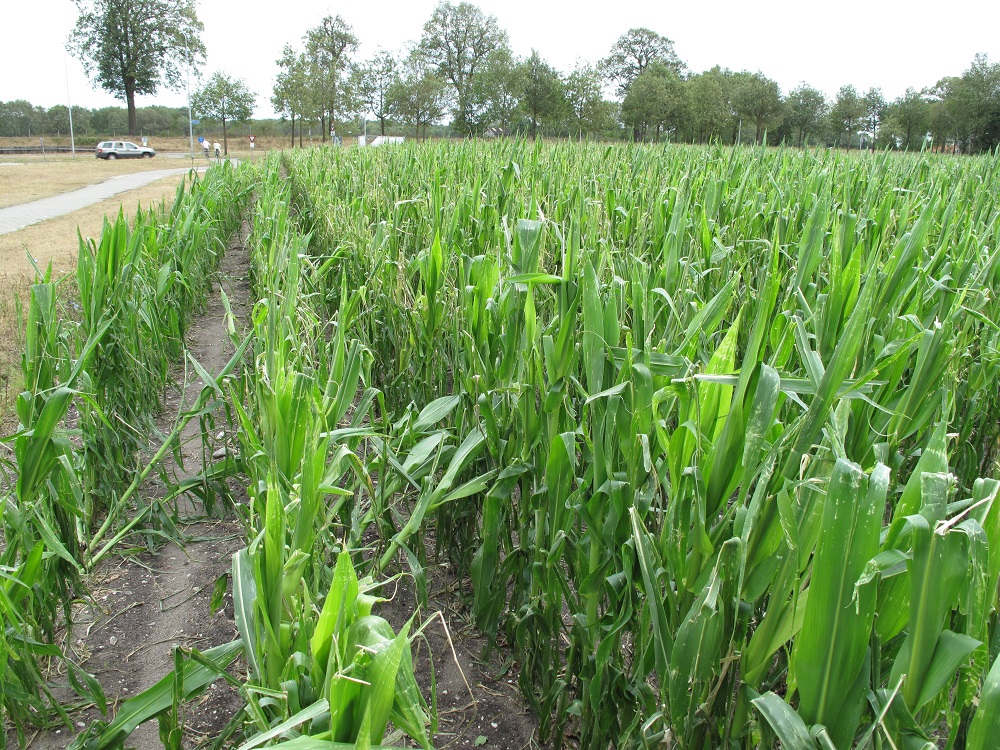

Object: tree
[90,106,129,136]
[621,62,687,142]
[602,28,684,97]
[389,52,451,139]
[470,48,525,133]
[686,67,737,143]
[884,89,929,150]
[829,85,865,148]
[353,50,399,136]
[68,0,205,135]
[193,72,255,155]
[732,72,784,144]
[786,83,827,147]
[564,63,611,139]
[518,51,566,140]
[418,1,509,134]
[862,87,886,149]
[272,45,312,148]
[935,54,1000,153]
[303,15,358,141]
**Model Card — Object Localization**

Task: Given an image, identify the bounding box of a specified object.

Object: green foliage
[417,1,509,133]
[68,0,205,134]
[518,51,567,140]
[264,140,1000,749]
[192,71,256,154]
[601,27,684,96]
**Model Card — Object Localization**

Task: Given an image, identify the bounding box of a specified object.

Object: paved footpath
[0,165,208,236]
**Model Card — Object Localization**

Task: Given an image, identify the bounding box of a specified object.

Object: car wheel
[143,152,153,158]
[108,153,117,160]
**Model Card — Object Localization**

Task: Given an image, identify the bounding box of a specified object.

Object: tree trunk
[291,112,295,148]
[531,117,538,141]
[125,79,138,136]
[222,117,228,155]
[380,116,386,136]
[299,119,303,148]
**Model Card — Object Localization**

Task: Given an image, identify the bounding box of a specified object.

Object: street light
[185,37,195,162]
[64,52,76,158]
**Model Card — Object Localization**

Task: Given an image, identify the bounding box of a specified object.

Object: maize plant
[2,166,252,743]
[8,140,1000,750]
[256,141,1000,748]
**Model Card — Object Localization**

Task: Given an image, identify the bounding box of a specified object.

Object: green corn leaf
[793,460,885,748]
[968,651,1000,750]
[70,639,243,750]
[751,691,817,750]
[232,549,261,680]
[237,699,330,750]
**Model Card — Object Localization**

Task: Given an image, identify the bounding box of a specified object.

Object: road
[0,162,213,236]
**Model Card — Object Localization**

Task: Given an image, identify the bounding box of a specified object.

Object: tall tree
[732,72,784,144]
[68,0,205,135]
[621,62,687,142]
[518,51,566,140]
[786,83,827,147]
[830,85,865,149]
[939,53,1000,153]
[862,87,886,148]
[602,28,684,97]
[686,67,737,143]
[418,1,509,134]
[564,62,610,139]
[193,72,255,155]
[389,52,451,139]
[272,45,312,148]
[303,15,358,141]
[470,48,525,133]
[884,89,929,150]
[353,50,399,136]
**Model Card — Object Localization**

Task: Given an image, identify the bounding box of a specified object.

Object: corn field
[4,142,1000,750]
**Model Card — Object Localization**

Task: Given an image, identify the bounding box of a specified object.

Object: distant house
[483,128,510,138]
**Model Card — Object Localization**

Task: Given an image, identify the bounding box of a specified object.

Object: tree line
[0,100,301,142]
[272,6,1000,153]
[55,0,1000,152]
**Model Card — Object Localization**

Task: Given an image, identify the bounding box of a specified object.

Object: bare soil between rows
[12,214,539,749]
[12,224,252,750]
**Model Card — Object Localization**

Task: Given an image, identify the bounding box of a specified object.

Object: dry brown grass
[0,172,190,427]
[0,156,192,209]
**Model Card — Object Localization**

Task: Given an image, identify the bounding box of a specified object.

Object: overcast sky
[3,0,998,119]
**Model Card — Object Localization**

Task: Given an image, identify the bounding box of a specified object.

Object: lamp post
[185,37,195,162]
[64,53,76,158]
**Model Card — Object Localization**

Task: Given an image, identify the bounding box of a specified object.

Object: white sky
[3,0,998,119]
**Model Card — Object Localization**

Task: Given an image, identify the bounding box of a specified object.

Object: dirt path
[17,224,253,750]
[11,210,540,749]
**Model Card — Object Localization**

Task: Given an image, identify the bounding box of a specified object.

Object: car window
[114,142,124,149]
[125,143,137,150]
[99,142,109,148]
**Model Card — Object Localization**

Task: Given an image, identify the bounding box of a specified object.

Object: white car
[95,141,156,160]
